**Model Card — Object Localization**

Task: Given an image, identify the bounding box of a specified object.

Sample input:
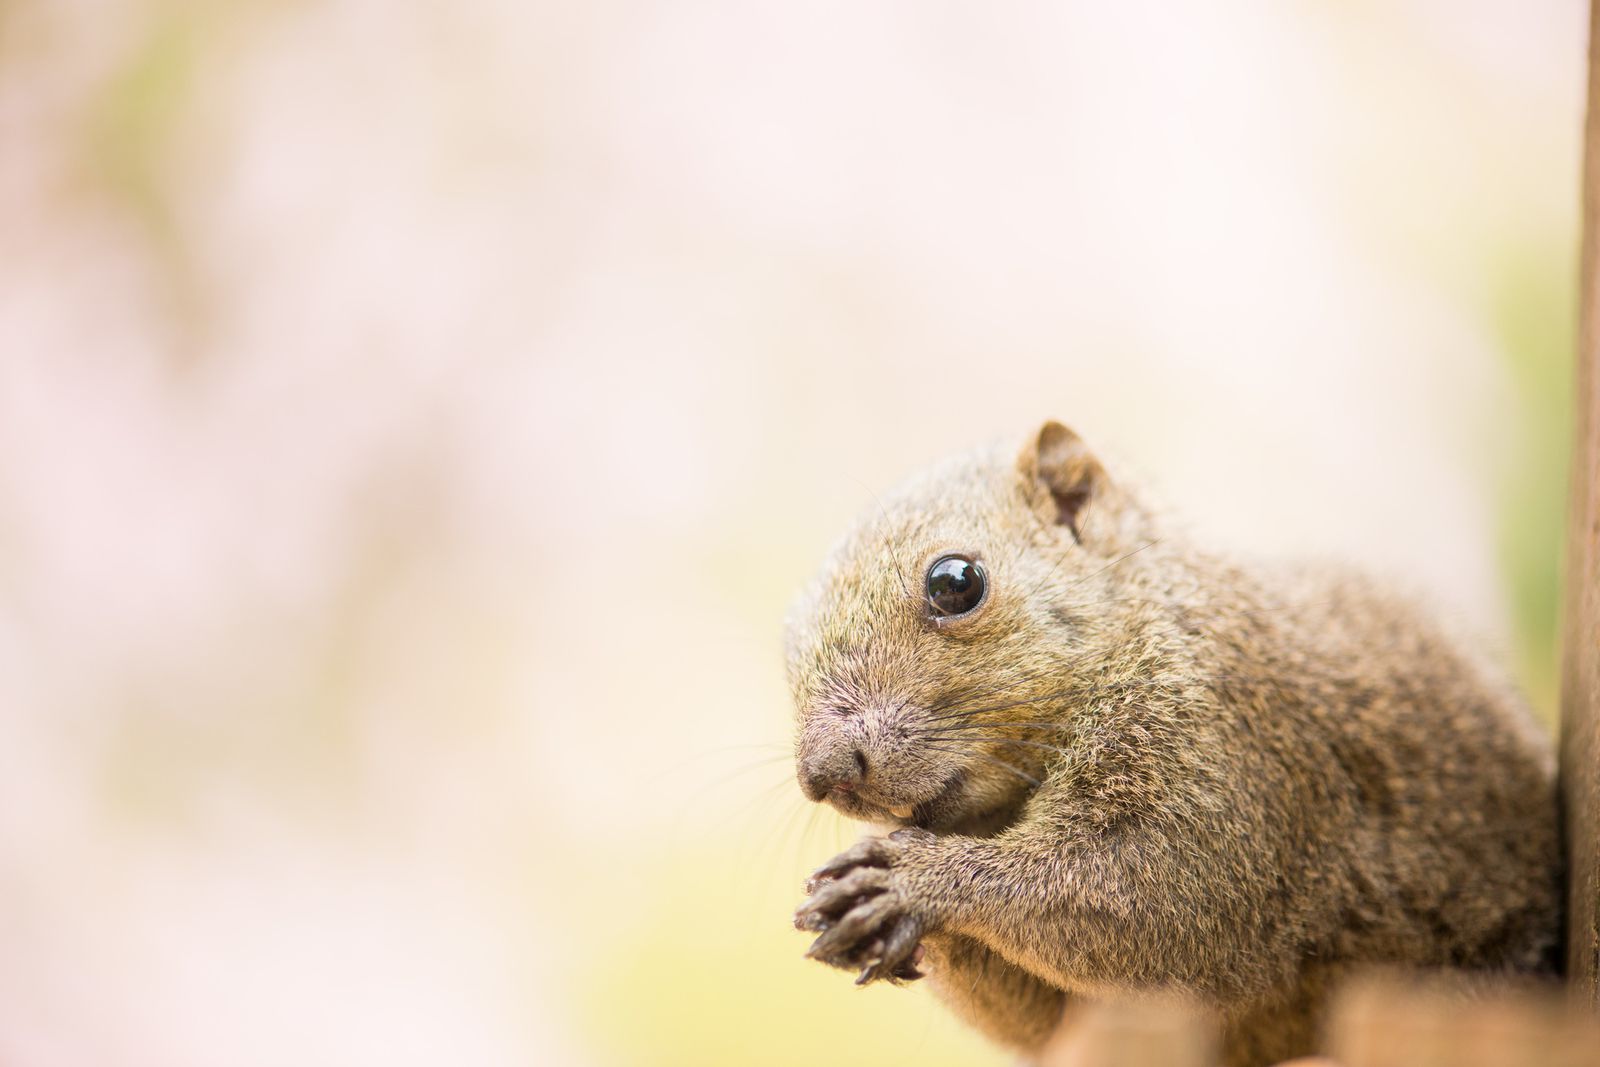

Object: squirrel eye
[926,555,987,618]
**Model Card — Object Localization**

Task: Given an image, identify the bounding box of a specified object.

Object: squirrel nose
[799,747,869,801]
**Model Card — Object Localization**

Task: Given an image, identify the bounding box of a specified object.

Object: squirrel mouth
[825,772,967,826]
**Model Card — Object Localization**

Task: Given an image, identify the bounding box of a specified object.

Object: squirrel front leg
[797,822,1278,1013]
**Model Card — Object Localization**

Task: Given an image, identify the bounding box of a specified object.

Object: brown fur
[786,422,1561,1067]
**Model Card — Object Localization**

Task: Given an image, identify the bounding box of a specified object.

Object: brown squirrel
[785,421,1561,1067]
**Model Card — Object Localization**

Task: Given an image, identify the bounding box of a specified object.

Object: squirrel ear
[1016,421,1108,540]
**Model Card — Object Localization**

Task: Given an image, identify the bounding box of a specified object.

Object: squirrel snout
[798,746,869,801]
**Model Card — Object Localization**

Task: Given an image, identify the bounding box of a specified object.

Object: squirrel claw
[855,954,925,986]
[809,837,899,883]
[888,942,927,982]
[799,835,931,985]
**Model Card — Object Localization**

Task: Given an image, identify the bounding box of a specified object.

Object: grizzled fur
[786,422,1561,1067]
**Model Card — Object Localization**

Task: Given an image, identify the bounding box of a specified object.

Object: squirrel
[785,421,1562,1067]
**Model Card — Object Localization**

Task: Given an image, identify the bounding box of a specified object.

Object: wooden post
[1563,0,1600,1007]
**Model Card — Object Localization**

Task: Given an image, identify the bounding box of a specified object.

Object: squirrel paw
[793,830,934,985]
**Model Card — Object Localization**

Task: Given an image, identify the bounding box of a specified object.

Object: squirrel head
[785,421,1161,834]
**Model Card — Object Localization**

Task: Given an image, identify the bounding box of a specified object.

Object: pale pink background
[0,2,1582,1064]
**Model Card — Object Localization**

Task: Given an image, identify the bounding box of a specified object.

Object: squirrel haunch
[786,421,1560,1067]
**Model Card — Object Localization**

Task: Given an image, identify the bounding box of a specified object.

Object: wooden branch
[1563,0,1600,1008]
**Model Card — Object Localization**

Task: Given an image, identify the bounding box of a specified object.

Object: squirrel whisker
[916,720,1069,733]
[920,735,1075,759]
[923,673,1046,715]
[921,678,1182,724]
[916,745,1042,788]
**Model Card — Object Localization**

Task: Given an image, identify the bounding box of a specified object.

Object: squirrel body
[786,422,1561,1067]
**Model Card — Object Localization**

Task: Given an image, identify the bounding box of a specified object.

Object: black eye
[926,555,987,618]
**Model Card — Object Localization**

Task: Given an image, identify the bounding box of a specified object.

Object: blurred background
[0,1,1584,1064]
